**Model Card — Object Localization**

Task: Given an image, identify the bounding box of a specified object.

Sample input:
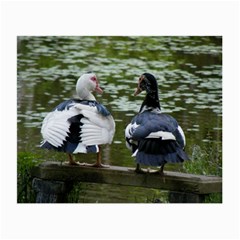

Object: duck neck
[77,89,96,101]
[139,91,161,113]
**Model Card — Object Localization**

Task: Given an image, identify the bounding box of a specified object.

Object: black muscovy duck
[40,72,115,167]
[125,73,189,174]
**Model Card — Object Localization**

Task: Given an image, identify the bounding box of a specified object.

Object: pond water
[17,36,222,202]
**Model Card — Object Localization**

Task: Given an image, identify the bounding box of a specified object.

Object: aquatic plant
[183,144,222,203]
[183,144,222,176]
[17,152,43,203]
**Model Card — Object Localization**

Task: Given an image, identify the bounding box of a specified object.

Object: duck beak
[95,85,103,94]
[134,75,145,96]
[134,86,142,96]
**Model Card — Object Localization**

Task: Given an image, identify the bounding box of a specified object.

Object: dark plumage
[125,73,189,174]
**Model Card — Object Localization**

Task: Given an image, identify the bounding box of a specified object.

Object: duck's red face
[90,75,103,94]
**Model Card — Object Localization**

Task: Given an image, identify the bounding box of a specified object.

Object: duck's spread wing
[41,107,78,148]
[41,101,115,150]
[79,109,115,146]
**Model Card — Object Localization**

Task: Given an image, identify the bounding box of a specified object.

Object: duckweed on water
[18,36,222,203]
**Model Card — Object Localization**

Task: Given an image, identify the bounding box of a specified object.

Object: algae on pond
[17,36,222,203]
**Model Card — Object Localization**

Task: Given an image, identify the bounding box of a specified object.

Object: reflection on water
[17,36,222,202]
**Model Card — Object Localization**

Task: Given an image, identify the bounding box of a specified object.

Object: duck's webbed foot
[80,147,110,168]
[67,154,80,165]
[134,164,147,174]
[151,164,165,176]
[159,163,165,176]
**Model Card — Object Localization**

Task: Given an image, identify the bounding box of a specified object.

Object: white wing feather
[146,131,176,140]
[41,103,115,148]
[80,109,115,145]
[177,125,186,146]
[41,108,76,147]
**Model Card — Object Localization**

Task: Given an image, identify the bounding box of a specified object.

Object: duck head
[134,73,161,111]
[134,73,158,96]
[76,72,103,100]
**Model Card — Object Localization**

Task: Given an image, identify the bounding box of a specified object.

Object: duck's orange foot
[67,154,80,166]
[64,161,80,166]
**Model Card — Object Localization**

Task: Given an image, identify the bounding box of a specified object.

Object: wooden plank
[31,161,222,195]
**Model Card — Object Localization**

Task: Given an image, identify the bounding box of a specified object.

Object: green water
[17,36,222,203]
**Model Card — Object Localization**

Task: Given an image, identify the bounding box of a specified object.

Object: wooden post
[32,178,73,203]
[168,191,206,203]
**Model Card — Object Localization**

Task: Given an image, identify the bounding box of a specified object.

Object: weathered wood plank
[31,161,222,195]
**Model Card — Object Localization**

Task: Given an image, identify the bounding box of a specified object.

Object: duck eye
[91,76,97,82]
[140,77,148,89]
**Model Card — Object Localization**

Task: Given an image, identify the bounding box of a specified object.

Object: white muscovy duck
[125,73,189,174]
[40,72,115,167]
